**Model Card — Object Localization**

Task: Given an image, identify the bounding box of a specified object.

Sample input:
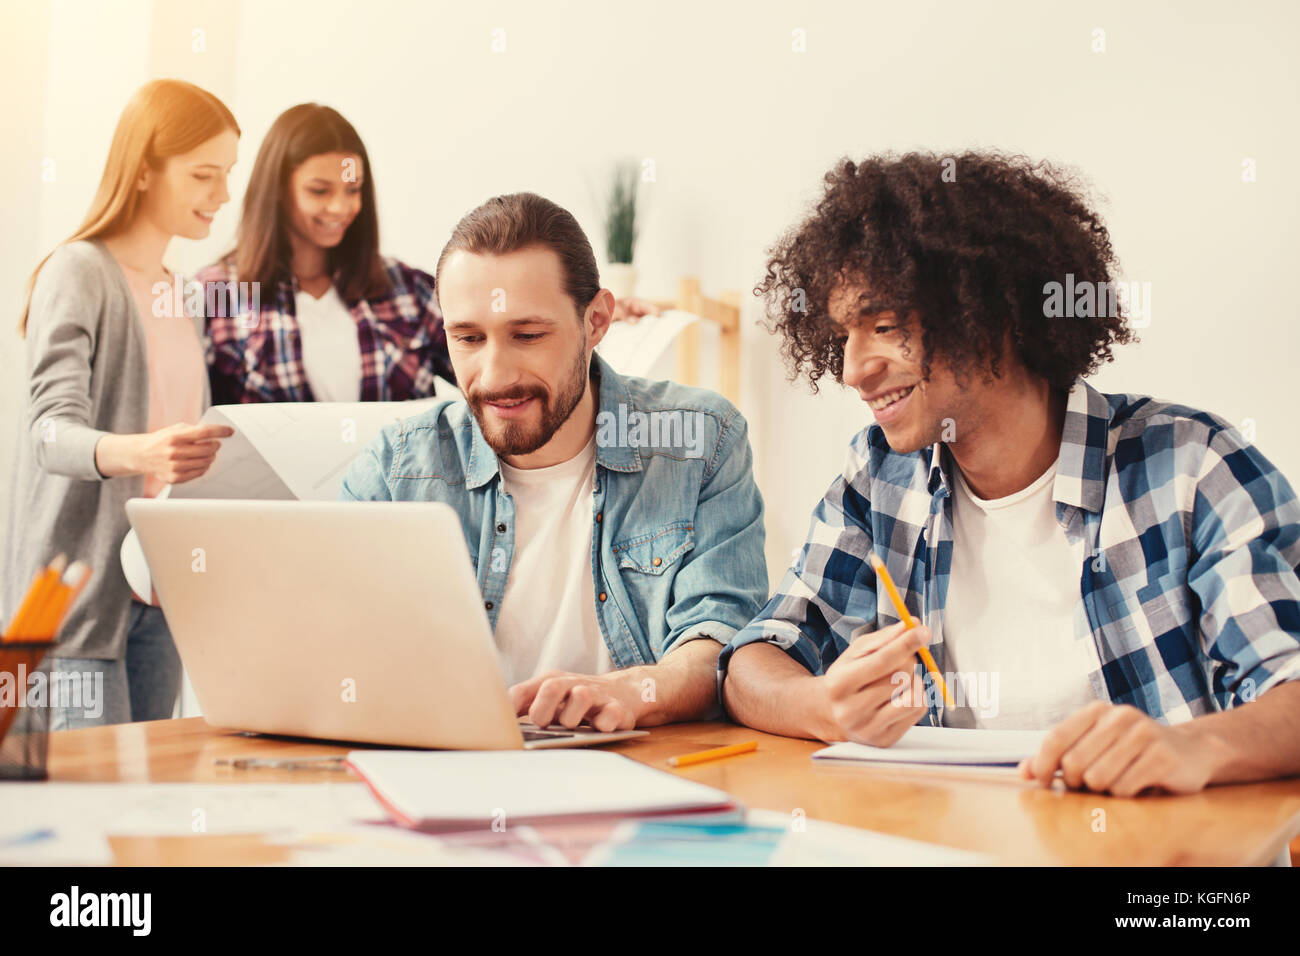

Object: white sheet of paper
[596,310,700,378]
[270,823,524,867]
[346,749,735,827]
[174,398,438,503]
[0,782,386,864]
[0,784,991,866]
[121,398,439,597]
[167,408,295,501]
[813,725,1049,766]
[750,809,994,866]
[0,822,112,865]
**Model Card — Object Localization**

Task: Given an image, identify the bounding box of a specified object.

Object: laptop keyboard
[520,726,605,741]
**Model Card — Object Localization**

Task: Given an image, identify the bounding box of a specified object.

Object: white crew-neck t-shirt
[940,456,1102,730]
[294,285,361,401]
[493,436,613,686]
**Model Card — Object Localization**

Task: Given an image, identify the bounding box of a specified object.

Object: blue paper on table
[584,811,994,866]
[594,820,786,866]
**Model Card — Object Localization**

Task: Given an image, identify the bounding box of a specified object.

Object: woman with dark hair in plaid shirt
[197,103,453,404]
[198,103,657,404]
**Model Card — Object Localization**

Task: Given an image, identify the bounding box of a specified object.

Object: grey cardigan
[2,239,209,659]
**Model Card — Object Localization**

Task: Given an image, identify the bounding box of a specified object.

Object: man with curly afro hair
[718,152,1300,798]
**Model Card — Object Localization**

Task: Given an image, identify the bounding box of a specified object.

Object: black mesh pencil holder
[0,642,54,780]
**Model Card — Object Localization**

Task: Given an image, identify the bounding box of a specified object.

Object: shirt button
[598,592,607,602]
[596,512,603,523]
[652,557,662,567]
[496,523,507,533]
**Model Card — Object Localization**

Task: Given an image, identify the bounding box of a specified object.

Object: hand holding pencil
[868,553,954,708]
[815,619,932,747]
[806,552,950,748]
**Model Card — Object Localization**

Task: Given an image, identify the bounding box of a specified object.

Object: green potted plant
[603,160,640,300]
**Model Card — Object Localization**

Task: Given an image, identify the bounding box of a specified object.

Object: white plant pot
[604,262,638,301]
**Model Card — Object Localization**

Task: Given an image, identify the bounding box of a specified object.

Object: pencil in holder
[0,642,54,780]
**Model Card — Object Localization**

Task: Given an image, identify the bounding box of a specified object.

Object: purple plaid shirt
[197,256,454,404]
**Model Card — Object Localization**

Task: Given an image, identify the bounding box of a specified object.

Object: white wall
[4,0,1298,602]
[1,0,154,545]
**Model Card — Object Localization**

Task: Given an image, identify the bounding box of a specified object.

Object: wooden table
[43,716,1300,866]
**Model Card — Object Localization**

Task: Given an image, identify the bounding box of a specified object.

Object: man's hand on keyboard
[509,670,645,732]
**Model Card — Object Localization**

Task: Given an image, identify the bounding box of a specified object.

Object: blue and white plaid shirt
[719,377,1300,727]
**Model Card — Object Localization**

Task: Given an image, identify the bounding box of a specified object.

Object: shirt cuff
[1234,653,1300,707]
[35,420,112,482]
[715,621,817,722]
[666,623,735,654]
[663,625,731,720]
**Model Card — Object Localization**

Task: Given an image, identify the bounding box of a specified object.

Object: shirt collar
[925,377,1112,513]
[1054,376,1113,514]
[464,351,639,489]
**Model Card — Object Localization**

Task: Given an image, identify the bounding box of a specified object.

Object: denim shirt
[339,353,767,670]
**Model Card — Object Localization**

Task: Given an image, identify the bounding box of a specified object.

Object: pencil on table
[867,552,954,708]
[668,741,758,767]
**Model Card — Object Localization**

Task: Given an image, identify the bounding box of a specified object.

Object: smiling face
[135,129,238,240]
[439,244,613,465]
[285,151,363,250]
[829,278,978,454]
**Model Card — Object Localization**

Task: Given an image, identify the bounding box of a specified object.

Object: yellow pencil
[668,741,758,767]
[2,570,44,639]
[867,552,954,708]
[3,554,66,641]
[30,582,69,638]
[34,561,91,640]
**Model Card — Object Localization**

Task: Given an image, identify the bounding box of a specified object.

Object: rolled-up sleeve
[1189,426,1300,708]
[662,409,766,655]
[718,431,881,703]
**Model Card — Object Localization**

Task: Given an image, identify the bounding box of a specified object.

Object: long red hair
[18,78,240,335]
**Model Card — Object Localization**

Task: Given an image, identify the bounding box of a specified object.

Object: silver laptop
[126,499,646,750]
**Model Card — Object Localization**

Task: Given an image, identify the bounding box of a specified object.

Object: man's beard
[467,347,590,458]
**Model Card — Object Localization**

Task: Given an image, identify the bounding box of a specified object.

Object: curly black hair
[756,151,1137,392]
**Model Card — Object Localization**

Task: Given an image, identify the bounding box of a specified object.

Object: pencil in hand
[867,551,954,708]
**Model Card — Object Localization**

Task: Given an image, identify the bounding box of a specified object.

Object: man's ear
[585,288,616,349]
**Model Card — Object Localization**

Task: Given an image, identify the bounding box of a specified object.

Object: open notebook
[346,750,738,830]
[813,726,1048,766]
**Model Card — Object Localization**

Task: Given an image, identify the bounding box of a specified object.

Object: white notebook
[346,750,738,829]
[813,726,1048,766]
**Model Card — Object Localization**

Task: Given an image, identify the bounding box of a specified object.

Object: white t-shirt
[940,456,1102,730]
[294,286,361,402]
[493,437,614,685]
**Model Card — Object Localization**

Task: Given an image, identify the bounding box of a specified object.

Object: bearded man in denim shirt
[341,192,765,731]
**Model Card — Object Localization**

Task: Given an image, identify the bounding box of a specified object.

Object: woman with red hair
[5,79,240,728]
